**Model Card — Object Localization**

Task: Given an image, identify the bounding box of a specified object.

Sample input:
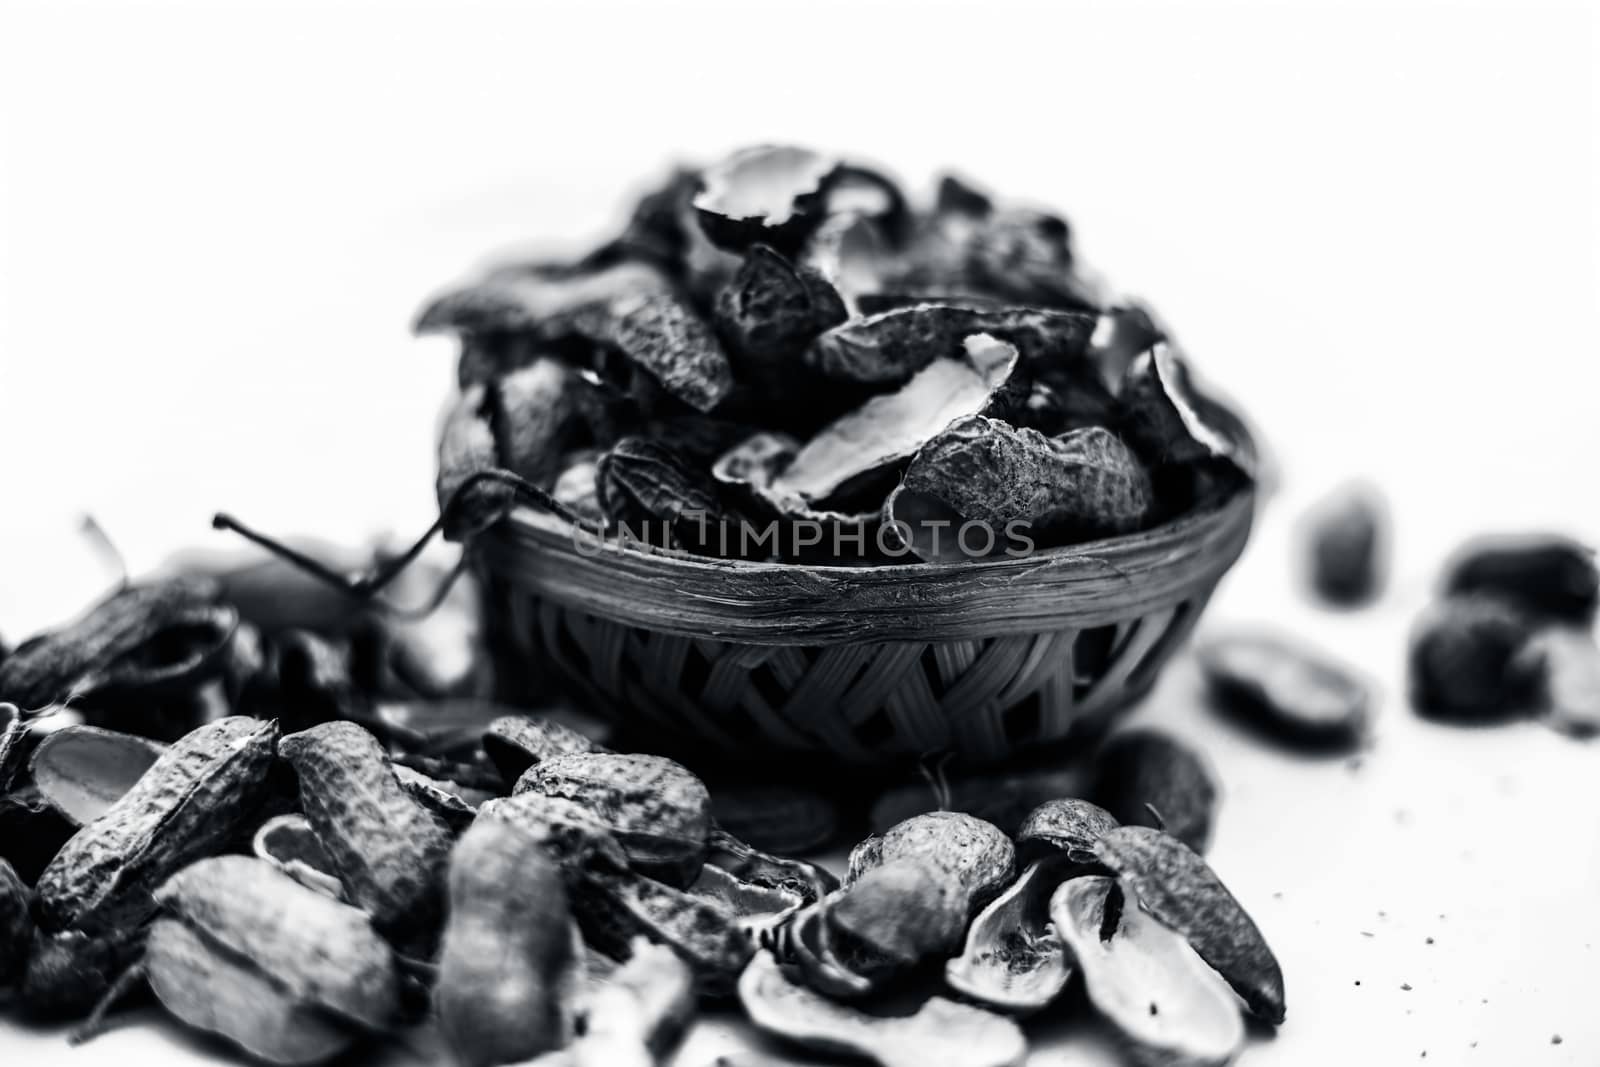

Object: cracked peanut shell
[516,752,711,887]
[1093,825,1285,1024]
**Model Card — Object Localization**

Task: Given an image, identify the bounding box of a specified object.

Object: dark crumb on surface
[1426,937,1435,945]
[1149,1003,1158,1016]
[1355,980,1362,986]
[1552,1035,1563,1045]
[1273,891,1283,900]
[1401,983,1413,991]
[1361,931,1375,938]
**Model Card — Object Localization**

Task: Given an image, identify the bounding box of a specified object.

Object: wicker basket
[477,490,1253,769]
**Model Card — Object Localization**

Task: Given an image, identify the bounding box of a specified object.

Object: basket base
[488,587,1212,771]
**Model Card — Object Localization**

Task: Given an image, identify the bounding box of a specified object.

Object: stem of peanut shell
[68,960,147,1046]
[917,750,955,812]
[78,514,129,591]
[211,468,582,619]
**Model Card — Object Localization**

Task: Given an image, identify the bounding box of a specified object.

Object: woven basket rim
[477,489,1255,644]
[499,488,1249,578]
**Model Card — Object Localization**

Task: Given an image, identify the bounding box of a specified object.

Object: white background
[1,1,1597,1065]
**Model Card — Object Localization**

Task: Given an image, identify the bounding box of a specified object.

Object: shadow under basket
[477,490,1253,769]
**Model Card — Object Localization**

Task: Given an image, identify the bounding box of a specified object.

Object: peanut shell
[156,855,399,1029]
[516,752,711,887]
[28,725,168,828]
[476,792,631,873]
[1197,633,1371,751]
[0,577,223,709]
[572,867,752,996]
[774,334,1019,505]
[483,713,607,783]
[416,261,734,413]
[1408,595,1534,722]
[847,810,1014,918]
[145,917,353,1066]
[1093,825,1285,1024]
[738,951,1027,1067]
[278,721,454,942]
[888,417,1150,560]
[437,817,581,1067]
[945,855,1076,1014]
[1443,534,1598,624]
[804,304,1093,386]
[34,715,278,937]
[1015,797,1121,865]
[252,813,344,901]
[714,243,847,375]
[0,857,31,986]
[1089,731,1217,851]
[1052,876,1244,1067]
[704,829,837,904]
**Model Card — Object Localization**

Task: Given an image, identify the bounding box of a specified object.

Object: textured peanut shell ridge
[417,262,733,413]
[846,810,1014,917]
[145,918,353,1066]
[1015,797,1120,865]
[1094,825,1285,1024]
[896,415,1151,536]
[475,792,630,873]
[483,715,606,783]
[581,288,733,413]
[155,855,399,1029]
[596,436,728,543]
[714,243,847,369]
[278,721,454,939]
[34,715,278,936]
[437,818,579,1067]
[491,358,600,489]
[804,303,1094,385]
[517,753,711,884]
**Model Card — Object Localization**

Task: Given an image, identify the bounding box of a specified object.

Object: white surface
[1,1,1598,1065]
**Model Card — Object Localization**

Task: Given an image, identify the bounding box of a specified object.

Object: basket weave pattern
[481,491,1252,767]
